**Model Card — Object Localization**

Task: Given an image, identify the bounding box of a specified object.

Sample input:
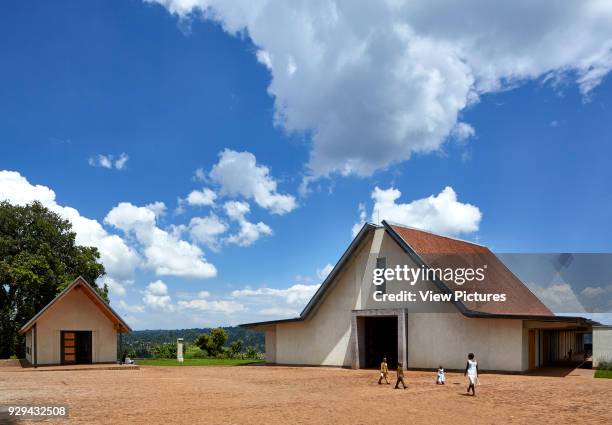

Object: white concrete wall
[407,313,524,371]
[25,330,32,363]
[521,327,529,371]
[32,287,118,365]
[270,229,526,371]
[265,327,276,363]
[593,327,612,368]
[273,233,372,366]
[362,232,457,313]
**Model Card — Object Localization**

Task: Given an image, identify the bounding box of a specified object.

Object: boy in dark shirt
[394,362,407,389]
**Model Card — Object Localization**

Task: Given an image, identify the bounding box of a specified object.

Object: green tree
[209,327,228,356]
[0,201,107,358]
[229,339,243,357]
[194,333,210,352]
[193,328,228,357]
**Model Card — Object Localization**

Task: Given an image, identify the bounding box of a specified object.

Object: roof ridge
[382,220,488,248]
[19,276,131,334]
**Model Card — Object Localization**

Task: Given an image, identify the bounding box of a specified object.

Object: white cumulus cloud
[88,153,129,170]
[102,277,129,296]
[118,299,145,313]
[143,280,174,311]
[223,201,272,247]
[181,187,217,208]
[0,170,141,284]
[451,122,476,143]
[317,263,334,281]
[187,187,217,206]
[231,283,319,305]
[528,282,586,313]
[351,203,367,237]
[366,186,481,236]
[210,149,296,215]
[145,201,167,218]
[148,0,612,180]
[105,202,217,279]
[188,213,228,251]
[228,282,319,318]
[178,294,245,314]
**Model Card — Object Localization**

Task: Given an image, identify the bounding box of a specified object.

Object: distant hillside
[121,327,264,358]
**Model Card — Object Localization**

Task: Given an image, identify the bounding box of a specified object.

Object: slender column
[350,313,359,369]
[397,310,408,368]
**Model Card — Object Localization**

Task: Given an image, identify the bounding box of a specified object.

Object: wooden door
[61,331,76,364]
[528,330,536,369]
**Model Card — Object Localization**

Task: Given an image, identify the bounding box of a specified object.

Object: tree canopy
[0,201,107,358]
[194,327,228,357]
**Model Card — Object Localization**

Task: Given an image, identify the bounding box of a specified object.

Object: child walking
[436,365,445,385]
[464,353,478,396]
[394,362,407,389]
[377,357,390,385]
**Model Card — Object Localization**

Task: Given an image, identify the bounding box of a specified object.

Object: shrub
[597,358,612,370]
[245,346,260,359]
[194,333,210,351]
[184,345,208,359]
[215,347,231,359]
[151,342,177,359]
[229,339,244,357]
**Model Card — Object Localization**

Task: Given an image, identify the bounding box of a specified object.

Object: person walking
[464,353,479,396]
[394,362,407,389]
[378,357,390,385]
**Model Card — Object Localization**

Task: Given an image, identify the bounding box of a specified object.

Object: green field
[137,358,265,366]
[594,369,612,379]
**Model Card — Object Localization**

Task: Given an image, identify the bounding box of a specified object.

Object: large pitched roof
[241,222,593,328]
[19,276,131,334]
[387,223,554,316]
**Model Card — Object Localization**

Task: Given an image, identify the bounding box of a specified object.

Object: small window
[376,257,387,294]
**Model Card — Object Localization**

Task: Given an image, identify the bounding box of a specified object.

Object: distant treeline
[119,327,264,358]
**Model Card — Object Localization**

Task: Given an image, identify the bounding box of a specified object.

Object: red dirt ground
[1,364,611,424]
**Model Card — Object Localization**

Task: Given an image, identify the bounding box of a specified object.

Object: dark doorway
[364,316,398,369]
[540,330,586,367]
[61,331,92,364]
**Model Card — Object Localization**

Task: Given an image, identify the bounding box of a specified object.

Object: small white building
[20,276,131,366]
[243,222,597,372]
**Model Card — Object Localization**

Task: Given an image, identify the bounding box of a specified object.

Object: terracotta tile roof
[390,224,554,316]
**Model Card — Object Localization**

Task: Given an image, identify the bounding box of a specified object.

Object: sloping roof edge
[240,223,379,328]
[241,221,597,328]
[19,276,132,334]
[382,221,596,324]
[381,221,471,316]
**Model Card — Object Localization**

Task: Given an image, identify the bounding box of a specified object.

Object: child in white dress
[436,366,445,385]
[464,353,478,396]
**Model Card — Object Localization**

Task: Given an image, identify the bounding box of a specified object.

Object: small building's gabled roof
[19,276,131,334]
[241,221,593,328]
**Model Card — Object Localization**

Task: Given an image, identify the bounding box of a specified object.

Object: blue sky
[2,0,612,328]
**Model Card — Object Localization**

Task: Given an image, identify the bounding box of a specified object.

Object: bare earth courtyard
[1,365,611,425]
